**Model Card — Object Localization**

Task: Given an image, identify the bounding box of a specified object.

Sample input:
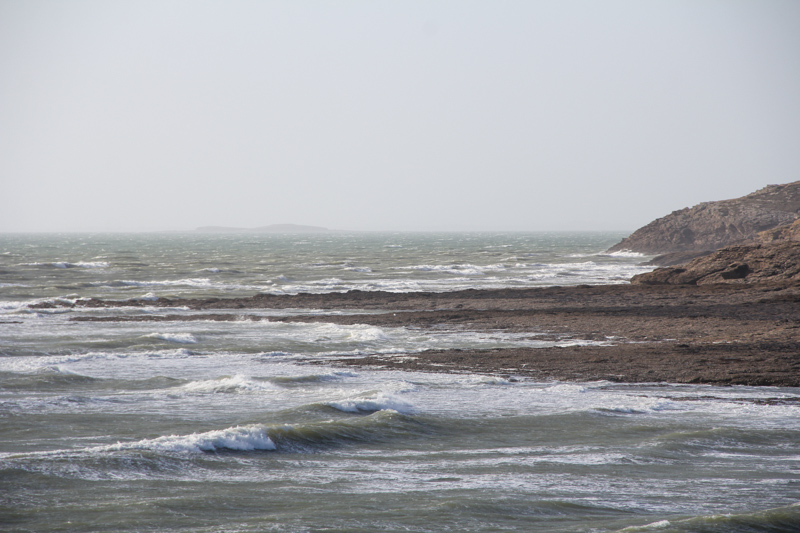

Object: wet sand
[65,283,800,386]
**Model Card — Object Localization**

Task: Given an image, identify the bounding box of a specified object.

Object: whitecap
[345,325,390,342]
[344,266,372,273]
[603,250,646,258]
[179,374,275,394]
[144,333,198,344]
[25,261,109,269]
[73,261,110,268]
[118,278,212,288]
[399,264,488,276]
[104,425,276,453]
[326,392,414,414]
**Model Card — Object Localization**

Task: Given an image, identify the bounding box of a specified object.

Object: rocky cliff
[630,240,800,286]
[608,182,800,255]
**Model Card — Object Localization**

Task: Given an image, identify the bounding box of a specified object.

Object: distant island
[196,224,330,233]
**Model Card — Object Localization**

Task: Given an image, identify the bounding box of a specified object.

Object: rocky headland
[632,196,800,286]
[607,181,800,257]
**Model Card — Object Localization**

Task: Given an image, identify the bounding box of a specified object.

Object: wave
[0,368,186,393]
[266,409,425,452]
[325,391,415,414]
[344,266,372,273]
[267,371,358,386]
[647,425,800,453]
[291,322,391,344]
[603,250,646,258]
[5,410,429,459]
[0,368,101,391]
[115,278,213,287]
[103,425,276,453]
[616,502,800,532]
[398,263,507,276]
[25,261,109,269]
[144,333,198,344]
[178,374,276,394]
[85,278,265,292]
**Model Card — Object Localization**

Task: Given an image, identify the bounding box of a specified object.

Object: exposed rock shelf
[34,283,800,387]
[631,241,800,286]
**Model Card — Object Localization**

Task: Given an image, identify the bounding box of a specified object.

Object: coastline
[63,282,800,387]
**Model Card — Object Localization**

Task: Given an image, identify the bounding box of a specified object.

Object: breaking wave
[325,391,415,414]
[144,332,198,344]
[103,425,276,453]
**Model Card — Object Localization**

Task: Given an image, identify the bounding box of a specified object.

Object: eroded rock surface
[608,182,800,254]
[631,241,800,285]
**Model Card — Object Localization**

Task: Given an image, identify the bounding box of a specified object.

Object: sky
[1,0,799,233]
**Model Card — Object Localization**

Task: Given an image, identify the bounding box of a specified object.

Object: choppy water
[1,233,799,532]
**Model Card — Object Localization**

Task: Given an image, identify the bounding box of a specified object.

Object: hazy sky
[2,1,799,232]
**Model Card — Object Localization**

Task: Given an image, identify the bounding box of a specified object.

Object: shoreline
[58,283,800,387]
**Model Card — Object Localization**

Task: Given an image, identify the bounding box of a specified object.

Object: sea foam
[104,425,276,453]
[144,333,198,344]
[326,391,414,414]
[179,374,276,394]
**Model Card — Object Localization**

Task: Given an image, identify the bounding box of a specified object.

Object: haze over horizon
[2,1,799,233]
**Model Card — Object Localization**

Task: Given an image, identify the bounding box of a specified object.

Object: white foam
[618,519,672,531]
[326,392,414,414]
[345,326,390,342]
[546,383,588,394]
[0,300,28,312]
[118,278,213,287]
[144,333,198,344]
[344,266,372,273]
[399,263,498,276]
[73,261,110,268]
[103,425,276,453]
[603,250,646,258]
[25,261,109,269]
[302,322,391,344]
[455,375,514,386]
[179,374,275,394]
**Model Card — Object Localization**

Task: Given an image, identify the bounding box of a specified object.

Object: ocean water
[1,232,799,533]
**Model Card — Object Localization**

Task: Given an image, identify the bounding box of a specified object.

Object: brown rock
[642,250,715,267]
[608,181,800,254]
[756,218,800,243]
[631,241,800,285]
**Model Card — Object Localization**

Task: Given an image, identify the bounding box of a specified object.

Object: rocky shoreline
[33,182,800,386]
[55,282,800,387]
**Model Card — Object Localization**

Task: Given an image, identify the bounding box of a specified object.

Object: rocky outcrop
[756,218,800,243]
[641,250,717,267]
[608,182,800,255]
[630,241,800,285]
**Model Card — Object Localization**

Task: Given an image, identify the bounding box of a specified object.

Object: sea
[1,232,799,533]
